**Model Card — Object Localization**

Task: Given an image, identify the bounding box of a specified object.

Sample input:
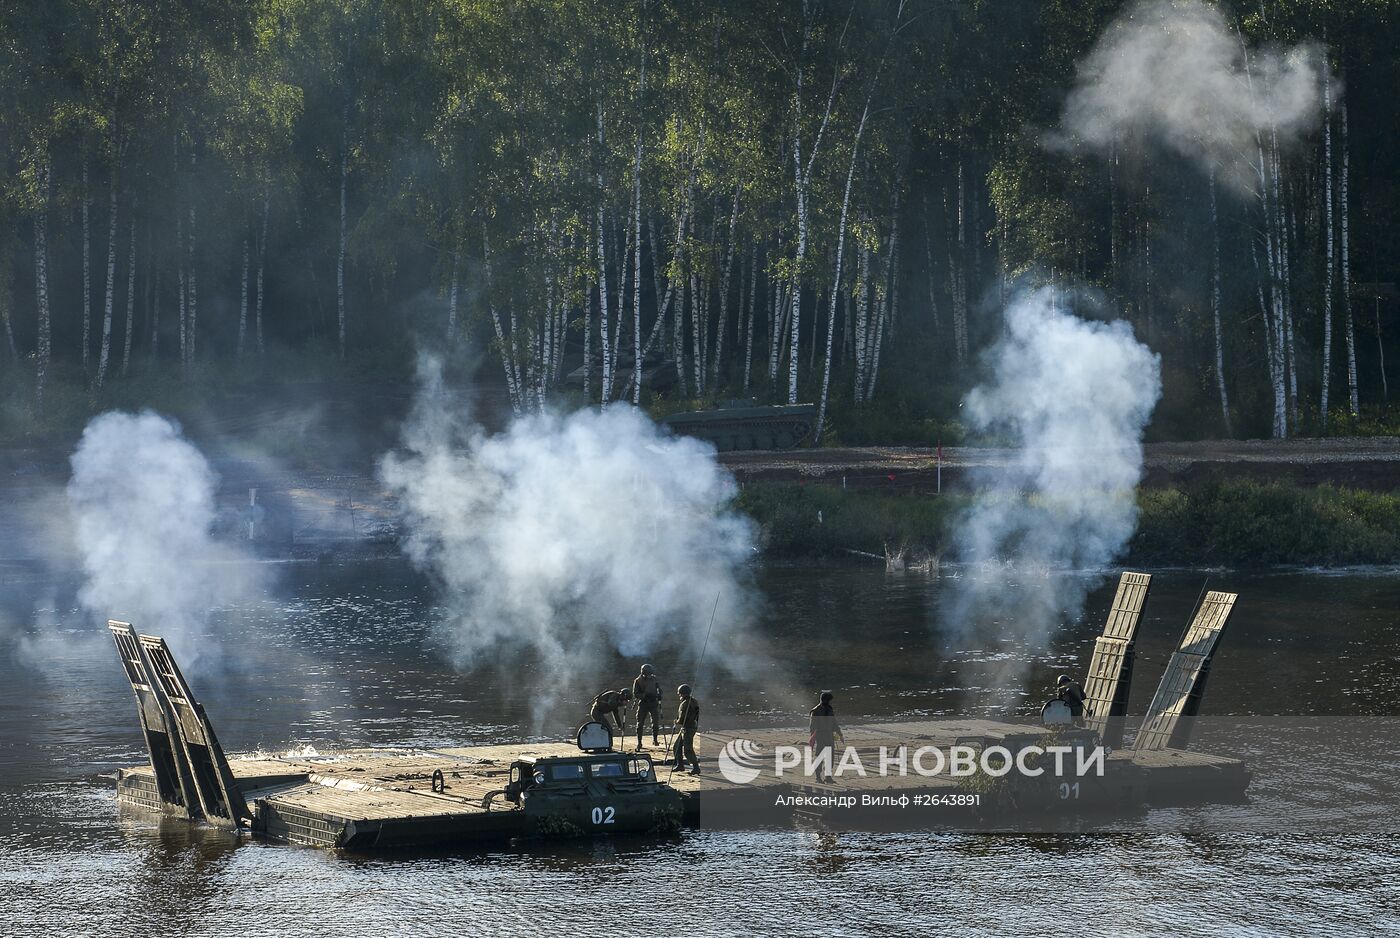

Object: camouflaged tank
[661,401,817,451]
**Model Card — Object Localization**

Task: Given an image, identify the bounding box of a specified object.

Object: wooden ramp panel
[1134,591,1237,752]
[1082,572,1152,748]
[107,621,200,817]
[137,634,251,827]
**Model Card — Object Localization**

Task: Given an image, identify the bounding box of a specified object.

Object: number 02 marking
[591,805,616,825]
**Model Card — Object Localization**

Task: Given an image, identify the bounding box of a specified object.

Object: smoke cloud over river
[941,288,1161,691]
[381,356,762,724]
[66,411,263,670]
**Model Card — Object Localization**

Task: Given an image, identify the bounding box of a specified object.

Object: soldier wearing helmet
[632,663,664,750]
[589,686,632,735]
[671,683,701,774]
[1056,674,1088,727]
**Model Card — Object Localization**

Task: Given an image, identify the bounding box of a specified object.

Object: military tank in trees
[661,400,817,451]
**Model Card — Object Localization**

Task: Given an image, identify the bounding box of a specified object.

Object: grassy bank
[737,479,1400,567]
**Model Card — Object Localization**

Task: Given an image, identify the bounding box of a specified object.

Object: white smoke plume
[67,411,262,668]
[380,356,760,725]
[1051,0,1334,191]
[942,288,1161,685]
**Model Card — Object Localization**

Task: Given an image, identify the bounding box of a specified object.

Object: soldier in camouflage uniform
[632,663,664,749]
[672,684,701,774]
[589,687,632,734]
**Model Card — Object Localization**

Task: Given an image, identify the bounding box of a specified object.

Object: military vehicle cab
[491,721,684,836]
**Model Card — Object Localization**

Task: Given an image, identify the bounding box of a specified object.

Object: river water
[2,560,1398,935]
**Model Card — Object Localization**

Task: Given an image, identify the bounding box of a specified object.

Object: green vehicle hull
[662,402,817,451]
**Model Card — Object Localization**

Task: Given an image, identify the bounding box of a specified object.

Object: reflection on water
[2,560,1399,933]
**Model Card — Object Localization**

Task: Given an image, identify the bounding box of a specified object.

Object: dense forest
[0,0,1396,442]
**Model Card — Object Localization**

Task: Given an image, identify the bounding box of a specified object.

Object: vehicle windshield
[590,761,626,778]
[548,763,585,781]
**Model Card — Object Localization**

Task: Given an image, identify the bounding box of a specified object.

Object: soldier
[1056,674,1089,727]
[589,687,632,734]
[632,663,664,750]
[671,684,701,774]
[808,690,842,783]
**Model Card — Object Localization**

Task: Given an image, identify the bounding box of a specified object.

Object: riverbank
[737,479,1400,567]
[720,437,1400,493]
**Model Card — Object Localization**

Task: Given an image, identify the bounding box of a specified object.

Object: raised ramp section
[1082,572,1152,748]
[1134,591,1238,752]
[107,621,201,817]
[136,634,251,827]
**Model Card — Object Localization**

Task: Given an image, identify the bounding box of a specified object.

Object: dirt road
[719,437,1400,492]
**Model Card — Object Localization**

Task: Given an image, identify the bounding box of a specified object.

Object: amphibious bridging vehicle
[109,572,1250,849]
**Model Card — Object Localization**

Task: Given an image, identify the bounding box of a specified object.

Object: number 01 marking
[1058,782,1081,800]
[591,805,616,824]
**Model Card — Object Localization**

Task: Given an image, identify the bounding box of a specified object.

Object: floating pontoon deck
[110,572,1251,849]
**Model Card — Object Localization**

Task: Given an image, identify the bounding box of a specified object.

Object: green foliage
[0,0,1397,444]
[739,479,1400,566]
[1132,480,1400,566]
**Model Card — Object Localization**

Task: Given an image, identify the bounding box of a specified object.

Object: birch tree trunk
[1320,69,1335,431]
[256,184,269,354]
[595,102,612,405]
[768,275,784,383]
[1341,96,1357,415]
[1376,293,1389,403]
[854,239,870,402]
[481,223,521,414]
[32,149,52,417]
[237,237,249,357]
[177,207,186,368]
[670,192,691,394]
[95,164,119,390]
[690,271,706,396]
[0,244,15,360]
[151,264,160,359]
[631,145,643,405]
[611,209,631,401]
[121,204,136,376]
[445,250,460,344]
[82,156,92,373]
[743,242,758,394]
[869,193,900,400]
[816,102,869,442]
[1209,172,1232,436]
[187,197,198,373]
[947,174,969,363]
[711,187,740,388]
[922,194,939,335]
[337,107,349,360]
[629,45,647,405]
[955,164,968,362]
[786,11,838,406]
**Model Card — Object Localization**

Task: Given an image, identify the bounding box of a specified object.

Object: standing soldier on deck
[632,663,663,750]
[671,684,701,774]
[589,687,632,735]
[808,691,842,783]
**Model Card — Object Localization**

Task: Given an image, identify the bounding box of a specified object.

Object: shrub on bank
[1132,481,1400,566]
